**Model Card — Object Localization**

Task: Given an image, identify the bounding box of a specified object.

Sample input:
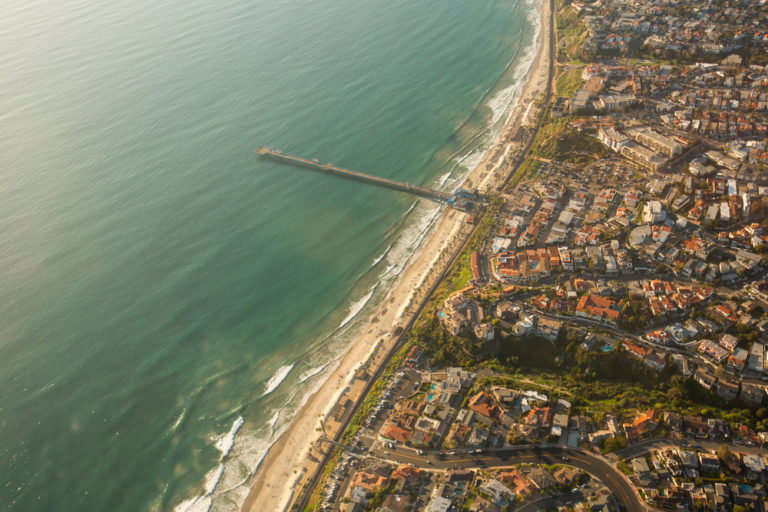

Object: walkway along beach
[242,0,554,509]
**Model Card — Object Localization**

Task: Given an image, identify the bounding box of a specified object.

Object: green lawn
[555,67,584,98]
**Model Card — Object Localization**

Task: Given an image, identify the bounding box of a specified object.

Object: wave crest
[262,364,294,396]
[337,285,377,329]
[214,416,244,459]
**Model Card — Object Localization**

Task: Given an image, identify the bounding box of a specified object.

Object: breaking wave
[337,284,377,329]
[262,364,294,396]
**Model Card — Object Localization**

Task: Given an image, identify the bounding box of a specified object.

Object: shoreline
[241,1,553,509]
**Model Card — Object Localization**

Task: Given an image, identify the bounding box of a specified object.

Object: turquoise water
[0,0,537,510]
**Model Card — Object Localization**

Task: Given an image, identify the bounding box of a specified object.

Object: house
[721,451,744,475]
[526,407,553,428]
[632,458,652,484]
[699,453,721,473]
[380,494,411,512]
[727,348,749,372]
[380,412,416,443]
[405,345,423,366]
[643,200,667,224]
[500,469,537,495]
[480,479,516,508]
[720,333,739,351]
[350,472,389,493]
[349,486,370,506]
[553,466,581,485]
[495,301,519,320]
[694,366,717,390]
[474,322,495,341]
[742,453,765,474]
[707,418,731,440]
[392,465,422,484]
[469,497,501,512]
[536,317,563,341]
[678,450,700,470]
[738,424,760,446]
[663,411,683,432]
[428,496,452,512]
[644,350,668,371]
[624,409,659,439]
[445,423,472,446]
[740,382,766,406]
[576,295,621,325]
[468,391,499,419]
[748,343,765,373]
[527,467,557,489]
[622,339,647,359]
[698,339,730,363]
[684,415,708,438]
[551,413,569,437]
[716,379,740,401]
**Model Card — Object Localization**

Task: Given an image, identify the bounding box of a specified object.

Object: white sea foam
[381,263,398,278]
[337,284,377,329]
[214,416,244,459]
[457,151,485,174]
[168,408,187,435]
[267,411,279,431]
[176,426,277,512]
[371,243,392,268]
[262,364,294,396]
[298,363,329,383]
[204,464,225,495]
[174,495,212,512]
[438,171,451,187]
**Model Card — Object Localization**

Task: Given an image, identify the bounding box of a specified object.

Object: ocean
[0,0,538,510]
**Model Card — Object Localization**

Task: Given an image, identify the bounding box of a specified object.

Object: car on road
[562,456,570,461]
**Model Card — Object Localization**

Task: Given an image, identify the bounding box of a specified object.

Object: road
[368,445,645,512]
[616,437,767,460]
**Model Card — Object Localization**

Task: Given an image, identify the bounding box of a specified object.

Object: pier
[256,146,453,203]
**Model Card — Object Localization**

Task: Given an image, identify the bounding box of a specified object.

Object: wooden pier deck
[256,146,452,202]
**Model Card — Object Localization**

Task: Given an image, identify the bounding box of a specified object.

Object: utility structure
[256,146,479,209]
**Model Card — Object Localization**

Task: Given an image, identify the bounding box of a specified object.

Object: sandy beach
[242,1,553,510]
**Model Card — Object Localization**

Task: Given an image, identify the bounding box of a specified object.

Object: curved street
[367,444,644,512]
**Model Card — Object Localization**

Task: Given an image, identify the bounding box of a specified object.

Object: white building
[643,200,667,224]
[720,202,730,222]
[743,453,765,473]
[493,237,512,253]
[743,193,751,218]
[428,496,451,512]
[599,127,630,152]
